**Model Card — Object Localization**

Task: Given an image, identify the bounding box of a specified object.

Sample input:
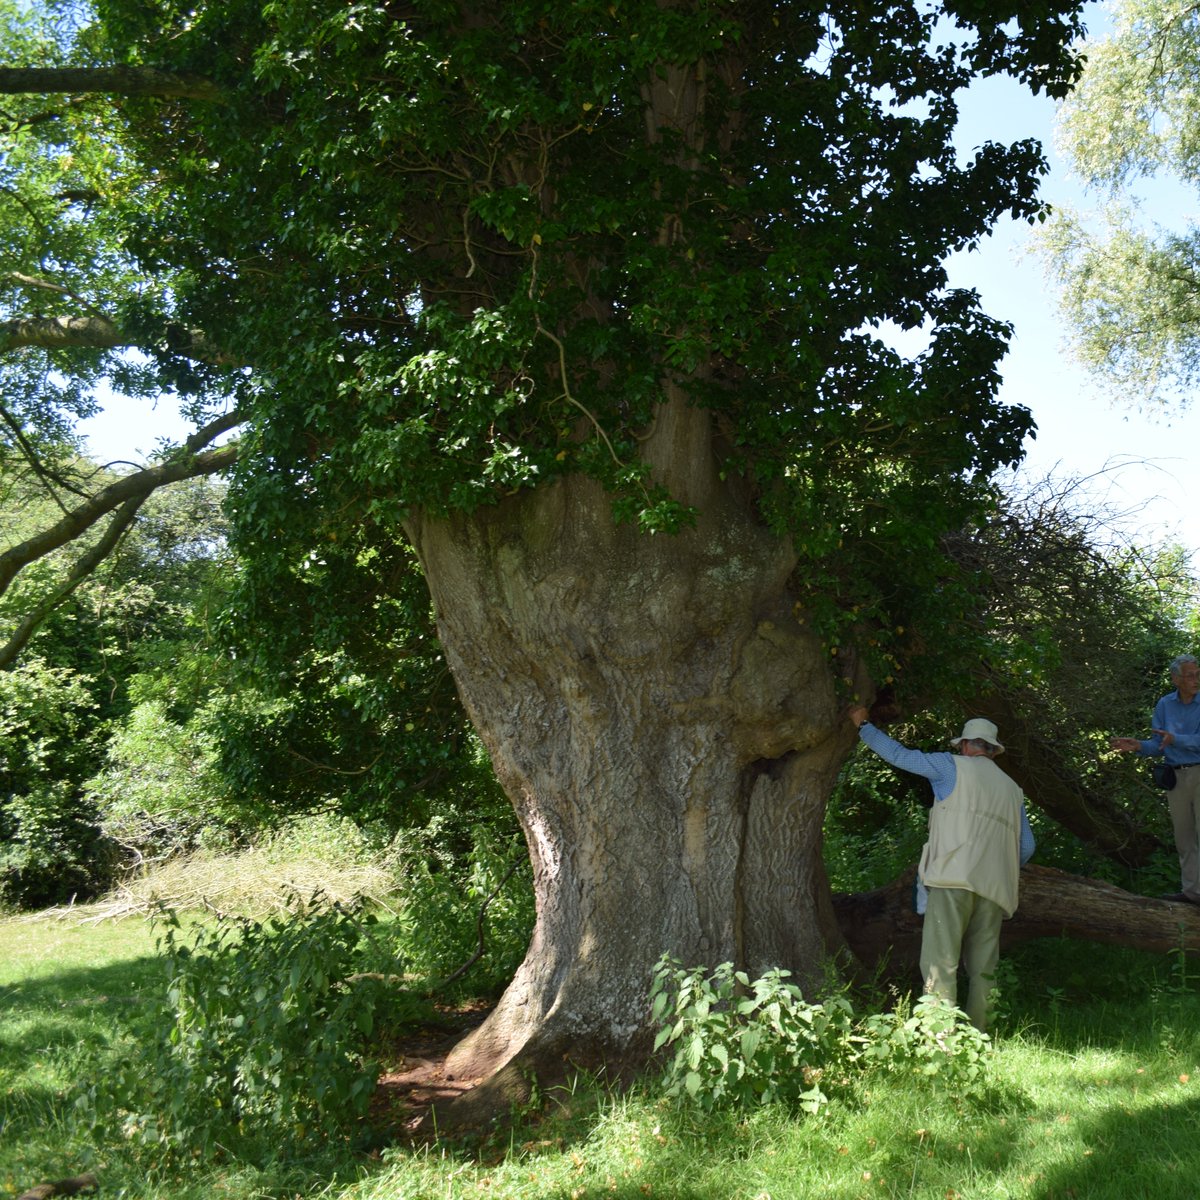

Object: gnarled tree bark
[405,396,863,1100]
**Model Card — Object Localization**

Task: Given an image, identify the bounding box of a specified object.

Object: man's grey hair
[1171,654,1200,676]
[964,738,999,757]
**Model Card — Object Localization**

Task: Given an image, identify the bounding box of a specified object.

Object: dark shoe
[1163,892,1192,903]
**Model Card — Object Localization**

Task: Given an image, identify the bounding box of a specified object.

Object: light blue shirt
[858,722,1036,864]
[1135,691,1200,766]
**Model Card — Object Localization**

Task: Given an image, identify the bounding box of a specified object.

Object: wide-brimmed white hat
[950,717,1005,753]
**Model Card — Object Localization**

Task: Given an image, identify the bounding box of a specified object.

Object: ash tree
[0,0,1089,1094]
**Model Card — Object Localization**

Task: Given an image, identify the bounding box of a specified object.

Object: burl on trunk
[406,467,856,1090]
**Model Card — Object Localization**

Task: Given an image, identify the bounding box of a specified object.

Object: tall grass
[4,832,1200,1200]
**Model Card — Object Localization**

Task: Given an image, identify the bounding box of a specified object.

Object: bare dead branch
[15,1173,97,1200]
[833,863,1200,982]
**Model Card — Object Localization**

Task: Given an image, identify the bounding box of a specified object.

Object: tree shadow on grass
[5,948,166,1003]
[3,953,166,1029]
[1,954,166,1123]
[1031,1090,1200,1200]
[998,937,1200,1042]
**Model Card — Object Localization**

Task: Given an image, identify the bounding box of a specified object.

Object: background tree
[829,472,1197,902]
[0,456,236,903]
[1042,0,1200,406]
[0,0,1093,1095]
[1,444,506,894]
[0,0,243,656]
[210,520,501,837]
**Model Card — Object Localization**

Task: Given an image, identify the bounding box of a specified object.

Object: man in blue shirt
[847,706,1035,1031]
[1111,653,1200,903]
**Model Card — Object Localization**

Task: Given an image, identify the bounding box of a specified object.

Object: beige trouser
[919,886,1006,1032]
[1168,765,1200,900]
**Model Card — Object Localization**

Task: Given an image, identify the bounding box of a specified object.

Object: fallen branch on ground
[16,1173,98,1200]
[832,862,1200,978]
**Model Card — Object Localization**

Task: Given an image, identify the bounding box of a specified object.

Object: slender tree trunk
[405,463,854,1091]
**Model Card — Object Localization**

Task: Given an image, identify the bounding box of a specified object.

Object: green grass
[4,905,1200,1200]
[1,915,159,1195]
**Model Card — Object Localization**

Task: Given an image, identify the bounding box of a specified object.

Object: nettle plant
[108,893,414,1160]
[649,956,991,1113]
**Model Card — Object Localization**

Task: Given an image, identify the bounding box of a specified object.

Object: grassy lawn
[1,915,165,1194]
[4,907,1200,1200]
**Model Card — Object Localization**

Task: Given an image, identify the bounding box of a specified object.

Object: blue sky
[81,1,1200,556]
[948,1,1200,559]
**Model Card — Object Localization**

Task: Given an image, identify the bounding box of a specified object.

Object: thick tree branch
[0,409,243,604]
[0,67,222,102]
[178,408,244,454]
[1,314,125,353]
[0,313,227,362]
[980,688,1164,868]
[833,863,1200,982]
[0,493,147,670]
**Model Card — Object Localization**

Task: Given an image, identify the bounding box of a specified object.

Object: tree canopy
[4,0,1129,1090]
[0,0,1090,682]
[1043,0,1200,407]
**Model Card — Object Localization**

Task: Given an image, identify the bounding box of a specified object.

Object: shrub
[858,992,991,1096]
[0,780,115,908]
[390,819,533,998]
[649,957,992,1114]
[107,893,415,1160]
[650,958,857,1112]
[0,659,113,906]
[85,697,230,867]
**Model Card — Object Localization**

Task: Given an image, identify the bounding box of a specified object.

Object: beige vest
[918,755,1023,918]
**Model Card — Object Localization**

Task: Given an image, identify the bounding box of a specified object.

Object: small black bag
[1153,762,1178,790]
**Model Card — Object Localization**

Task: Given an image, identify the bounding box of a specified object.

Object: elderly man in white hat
[846,706,1035,1031]
[1110,653,1200,904]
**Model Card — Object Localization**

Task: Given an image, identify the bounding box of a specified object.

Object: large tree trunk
[399,35,858,1114]
[405,426,857,1095]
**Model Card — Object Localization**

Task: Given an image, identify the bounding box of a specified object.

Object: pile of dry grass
[27,820,404,923]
